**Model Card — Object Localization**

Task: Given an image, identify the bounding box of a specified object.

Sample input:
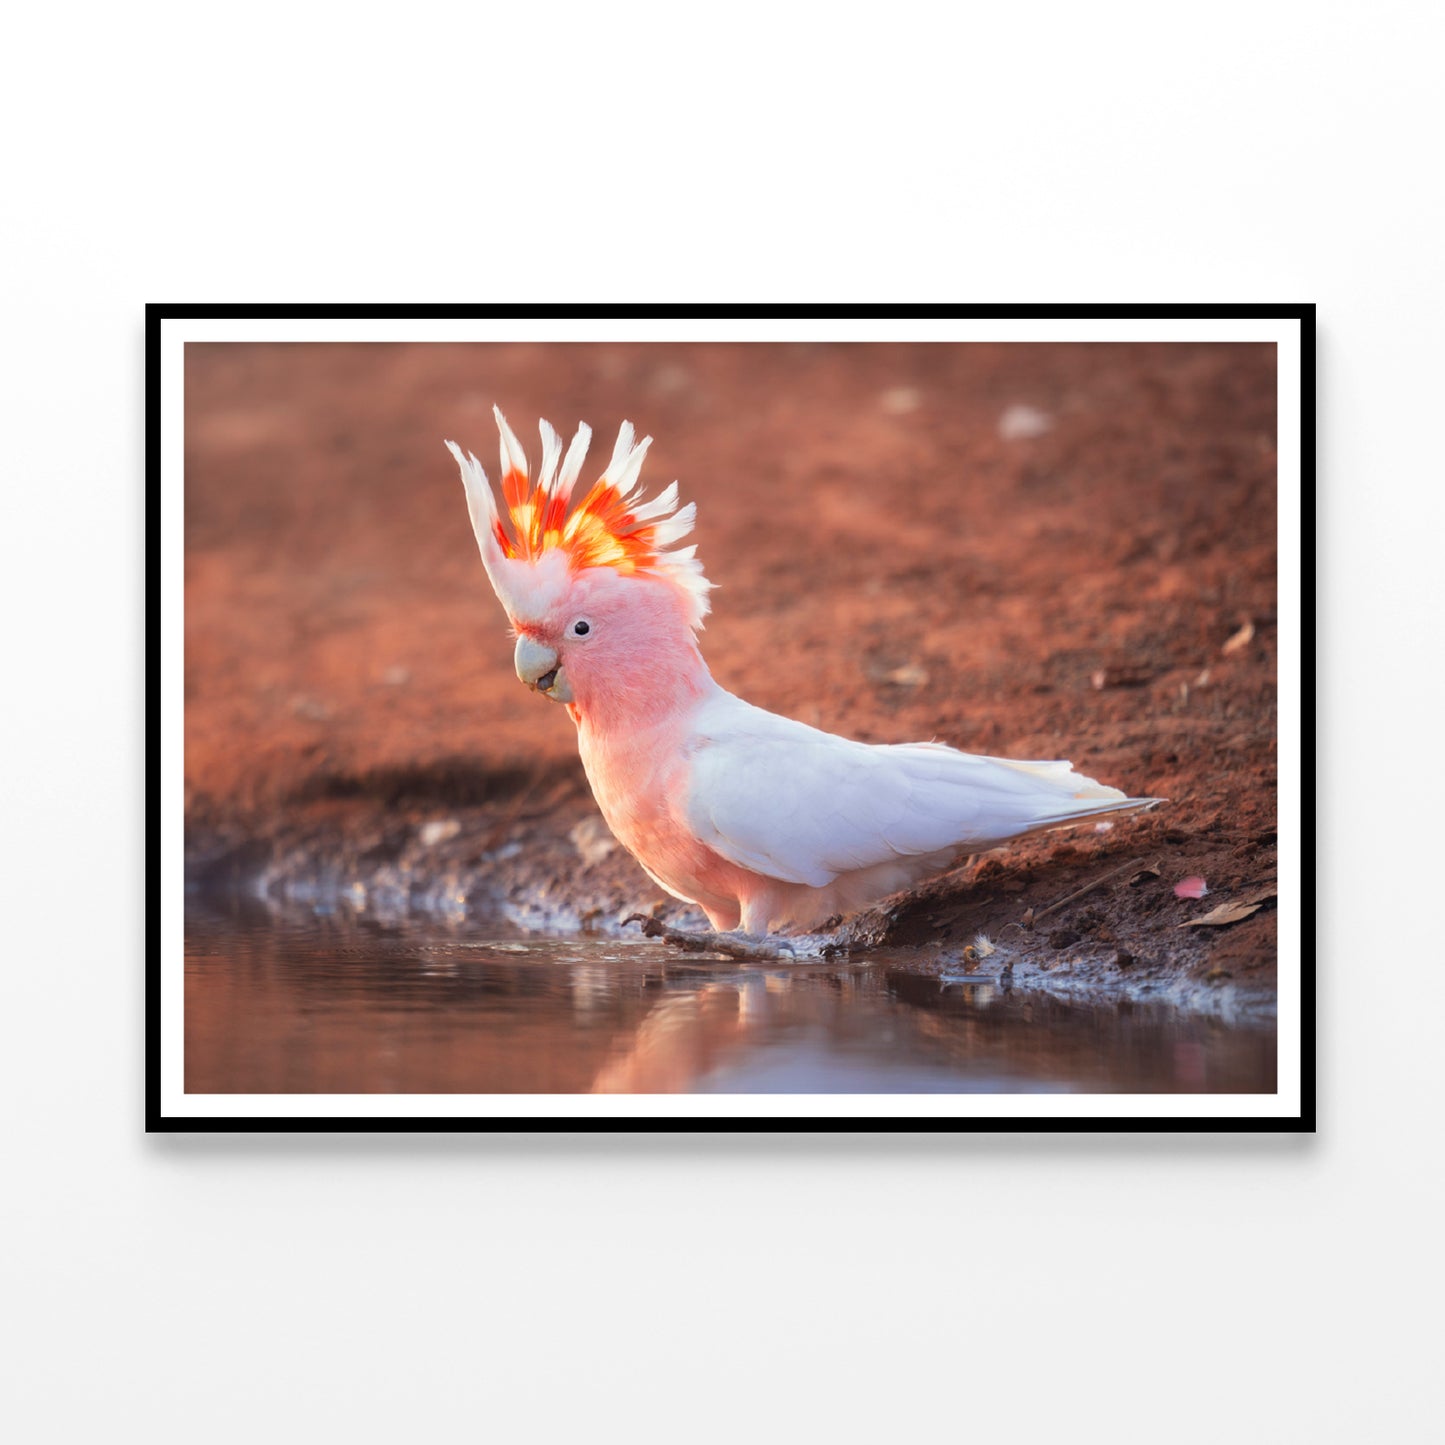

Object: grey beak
[514,636,560,689]
[513,635,573,702]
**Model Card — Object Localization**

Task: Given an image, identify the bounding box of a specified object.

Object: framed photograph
[153,305,1312,1130]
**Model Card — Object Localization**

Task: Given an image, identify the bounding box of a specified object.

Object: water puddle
[185,900,1276,1095]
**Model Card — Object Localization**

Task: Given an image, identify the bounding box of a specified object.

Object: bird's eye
[573,620,590,636]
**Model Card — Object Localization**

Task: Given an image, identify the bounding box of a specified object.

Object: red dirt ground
[184,341,1279,997]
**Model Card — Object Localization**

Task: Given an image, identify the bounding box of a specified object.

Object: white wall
[2,6,1437,1440]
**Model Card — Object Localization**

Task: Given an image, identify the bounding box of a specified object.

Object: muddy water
[185,901,1276,1095]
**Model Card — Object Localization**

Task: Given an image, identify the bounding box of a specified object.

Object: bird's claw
[623,912,669,940]
[623,913,811,962]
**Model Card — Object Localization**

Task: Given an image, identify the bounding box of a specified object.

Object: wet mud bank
[186,759,1278,1023]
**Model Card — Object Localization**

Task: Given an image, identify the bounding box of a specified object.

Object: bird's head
[448,409,714,718]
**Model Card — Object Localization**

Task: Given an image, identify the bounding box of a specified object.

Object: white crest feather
[537,419,563,493]
[493,405,529,483]
[445,440,503,569]
[555,421,592,503]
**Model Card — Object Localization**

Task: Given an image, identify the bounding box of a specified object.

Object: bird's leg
[623,913,805,962]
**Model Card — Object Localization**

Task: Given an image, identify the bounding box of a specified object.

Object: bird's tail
[982,756,1164,838]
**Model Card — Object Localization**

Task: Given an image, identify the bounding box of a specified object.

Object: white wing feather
[684,692,1156,889]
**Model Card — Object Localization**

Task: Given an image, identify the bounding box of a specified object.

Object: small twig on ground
[1029,856,1155,926]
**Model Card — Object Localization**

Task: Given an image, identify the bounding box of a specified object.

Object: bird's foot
[622,914,808,962]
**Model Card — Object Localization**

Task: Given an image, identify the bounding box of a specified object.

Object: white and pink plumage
[448,409,1160,937]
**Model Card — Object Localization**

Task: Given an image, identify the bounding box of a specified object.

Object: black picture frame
[150,303,1315,1133]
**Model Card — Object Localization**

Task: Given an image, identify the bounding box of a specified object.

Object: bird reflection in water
[184,906,1276,1095]
[590,973,777,1093]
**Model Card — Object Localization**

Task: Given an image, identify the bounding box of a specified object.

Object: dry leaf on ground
[1222,620,1256,655]
[884,663,929,687]
[1178,900,1262,929]
[1091,665,1154,689]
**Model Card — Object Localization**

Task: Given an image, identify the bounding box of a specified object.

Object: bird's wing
[682,694,1131,889]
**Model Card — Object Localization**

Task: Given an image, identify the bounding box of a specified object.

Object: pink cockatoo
[448,409,1160,939]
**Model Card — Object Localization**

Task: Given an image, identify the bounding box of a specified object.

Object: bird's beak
[514,636,573,702]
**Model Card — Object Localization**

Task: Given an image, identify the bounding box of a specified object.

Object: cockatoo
[448,409,1159,939]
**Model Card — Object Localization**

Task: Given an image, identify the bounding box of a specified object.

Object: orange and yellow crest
[448,409,712,629]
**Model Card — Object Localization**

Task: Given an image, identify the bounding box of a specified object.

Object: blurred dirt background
[185,341,1278,995]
